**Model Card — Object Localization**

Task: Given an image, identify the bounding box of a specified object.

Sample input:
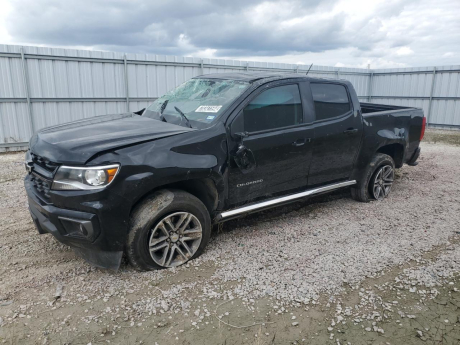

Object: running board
[218,180,356,220]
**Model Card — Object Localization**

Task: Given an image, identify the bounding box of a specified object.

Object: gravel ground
[0,141,459,344]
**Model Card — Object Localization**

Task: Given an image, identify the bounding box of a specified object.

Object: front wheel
[126,189,211,271]
[351,153,395,202]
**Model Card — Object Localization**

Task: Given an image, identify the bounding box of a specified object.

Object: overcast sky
[0,0,458,69]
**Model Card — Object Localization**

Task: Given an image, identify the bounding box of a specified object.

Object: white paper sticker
[195,105,222,113]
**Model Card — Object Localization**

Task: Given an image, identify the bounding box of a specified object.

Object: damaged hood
[29,113,194,164]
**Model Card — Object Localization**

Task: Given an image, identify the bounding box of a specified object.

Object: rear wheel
[126,189,211,271]
[351,153,395,202]
[370,164,394,200]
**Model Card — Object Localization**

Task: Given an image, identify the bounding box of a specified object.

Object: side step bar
[218,180,356,220]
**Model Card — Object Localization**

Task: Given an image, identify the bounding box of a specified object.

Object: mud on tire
[126,189,211,271]
[351,153,395,203]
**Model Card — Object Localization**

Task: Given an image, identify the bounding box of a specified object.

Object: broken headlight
[51,164,120,191]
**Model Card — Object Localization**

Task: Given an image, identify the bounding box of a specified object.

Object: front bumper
[25,175,126,270]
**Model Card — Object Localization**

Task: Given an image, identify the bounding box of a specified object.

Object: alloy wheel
[372,165,394,200]
[148,212,202,267]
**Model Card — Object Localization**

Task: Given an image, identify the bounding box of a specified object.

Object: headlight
[51,164,120,191]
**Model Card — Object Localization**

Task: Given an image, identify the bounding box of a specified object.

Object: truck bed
[360,102,416,115]
[358,102,424,170]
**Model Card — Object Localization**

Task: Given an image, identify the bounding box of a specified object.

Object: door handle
[343,128,358,134]
[292,138,311,147]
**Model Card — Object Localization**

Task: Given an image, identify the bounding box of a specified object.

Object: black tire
[351,153,395,202]
[126,189,211,271]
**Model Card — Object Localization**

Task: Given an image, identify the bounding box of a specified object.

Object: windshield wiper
[174,106,193,128]
[159,100,169,122]
[201,88,211,98]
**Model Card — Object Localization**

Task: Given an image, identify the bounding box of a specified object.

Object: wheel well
[377,144,404,168]
[131,178,219,216]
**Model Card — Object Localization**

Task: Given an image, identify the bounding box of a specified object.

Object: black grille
[30,172,52,199]
[31,153,59,174]
[27,153,59,199]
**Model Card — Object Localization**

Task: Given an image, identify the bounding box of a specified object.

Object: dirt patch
[0,142,460,344]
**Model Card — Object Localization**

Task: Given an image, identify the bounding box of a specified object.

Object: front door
[227,83,314,205]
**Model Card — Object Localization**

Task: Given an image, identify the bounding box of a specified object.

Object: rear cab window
[243,84,303,132]
[310,83,352,121]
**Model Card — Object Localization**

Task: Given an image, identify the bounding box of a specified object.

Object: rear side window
[310,83,351,121]
[244,84,302,132]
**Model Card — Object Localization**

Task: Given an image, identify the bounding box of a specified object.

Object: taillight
[420,117,426,141]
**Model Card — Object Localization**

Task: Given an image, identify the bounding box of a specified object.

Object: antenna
[305,63,313,76]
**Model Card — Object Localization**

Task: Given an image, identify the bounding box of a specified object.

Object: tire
[351,153,395,202]
[126,189,211,271]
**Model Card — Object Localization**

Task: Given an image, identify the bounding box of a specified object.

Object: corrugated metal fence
[369,66,460,127]
[1,44,459,151]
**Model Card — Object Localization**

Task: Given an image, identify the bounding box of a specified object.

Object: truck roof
[194,72,347,84]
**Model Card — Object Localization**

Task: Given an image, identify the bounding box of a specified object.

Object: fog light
[79,223,88,236]
[59,217,95,241]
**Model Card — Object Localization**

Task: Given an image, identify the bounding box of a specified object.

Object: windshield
[142,78,250,129]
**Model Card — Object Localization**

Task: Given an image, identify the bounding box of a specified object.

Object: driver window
[243,84,302,132]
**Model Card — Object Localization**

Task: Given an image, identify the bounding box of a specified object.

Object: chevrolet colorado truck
[24,72,426,270]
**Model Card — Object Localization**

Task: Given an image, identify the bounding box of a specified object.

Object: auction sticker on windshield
[195,105,222,113]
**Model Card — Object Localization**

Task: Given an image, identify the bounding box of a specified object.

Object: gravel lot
[0,140,459,344]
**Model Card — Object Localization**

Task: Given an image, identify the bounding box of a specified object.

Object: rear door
[307,82,363,186]
[227,81,314,205]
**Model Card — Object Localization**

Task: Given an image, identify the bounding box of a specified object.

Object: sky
[0,0,459,69]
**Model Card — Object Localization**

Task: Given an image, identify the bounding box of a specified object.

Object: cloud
[5,0,347,56]
[2,0,460,68]
[396,47,414,56]
[0,0,12,43]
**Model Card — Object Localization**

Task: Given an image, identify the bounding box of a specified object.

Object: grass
[424,128,460,146]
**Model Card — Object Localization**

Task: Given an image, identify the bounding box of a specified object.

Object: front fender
[89,124,228,219]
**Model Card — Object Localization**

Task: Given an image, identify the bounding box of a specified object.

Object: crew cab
[24,73,426,270]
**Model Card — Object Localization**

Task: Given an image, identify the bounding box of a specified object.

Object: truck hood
[29,113,194,164]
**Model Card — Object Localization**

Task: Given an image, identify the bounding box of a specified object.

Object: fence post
[367,72,374,102]
[20,47,34,133]
[336,69,340,79]
[200,59,204,75]
[426,67,437,125]
[246,62,249,71]
[123,54,129,112]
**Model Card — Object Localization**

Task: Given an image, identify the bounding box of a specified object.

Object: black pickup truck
[24,72,426,270]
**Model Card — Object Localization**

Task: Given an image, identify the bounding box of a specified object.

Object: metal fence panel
[0,102,32,144]
[431,100,460,126]
[1,44,460,151]
[0,56,26,98]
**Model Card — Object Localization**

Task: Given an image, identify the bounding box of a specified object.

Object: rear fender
[350,127,407,183]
